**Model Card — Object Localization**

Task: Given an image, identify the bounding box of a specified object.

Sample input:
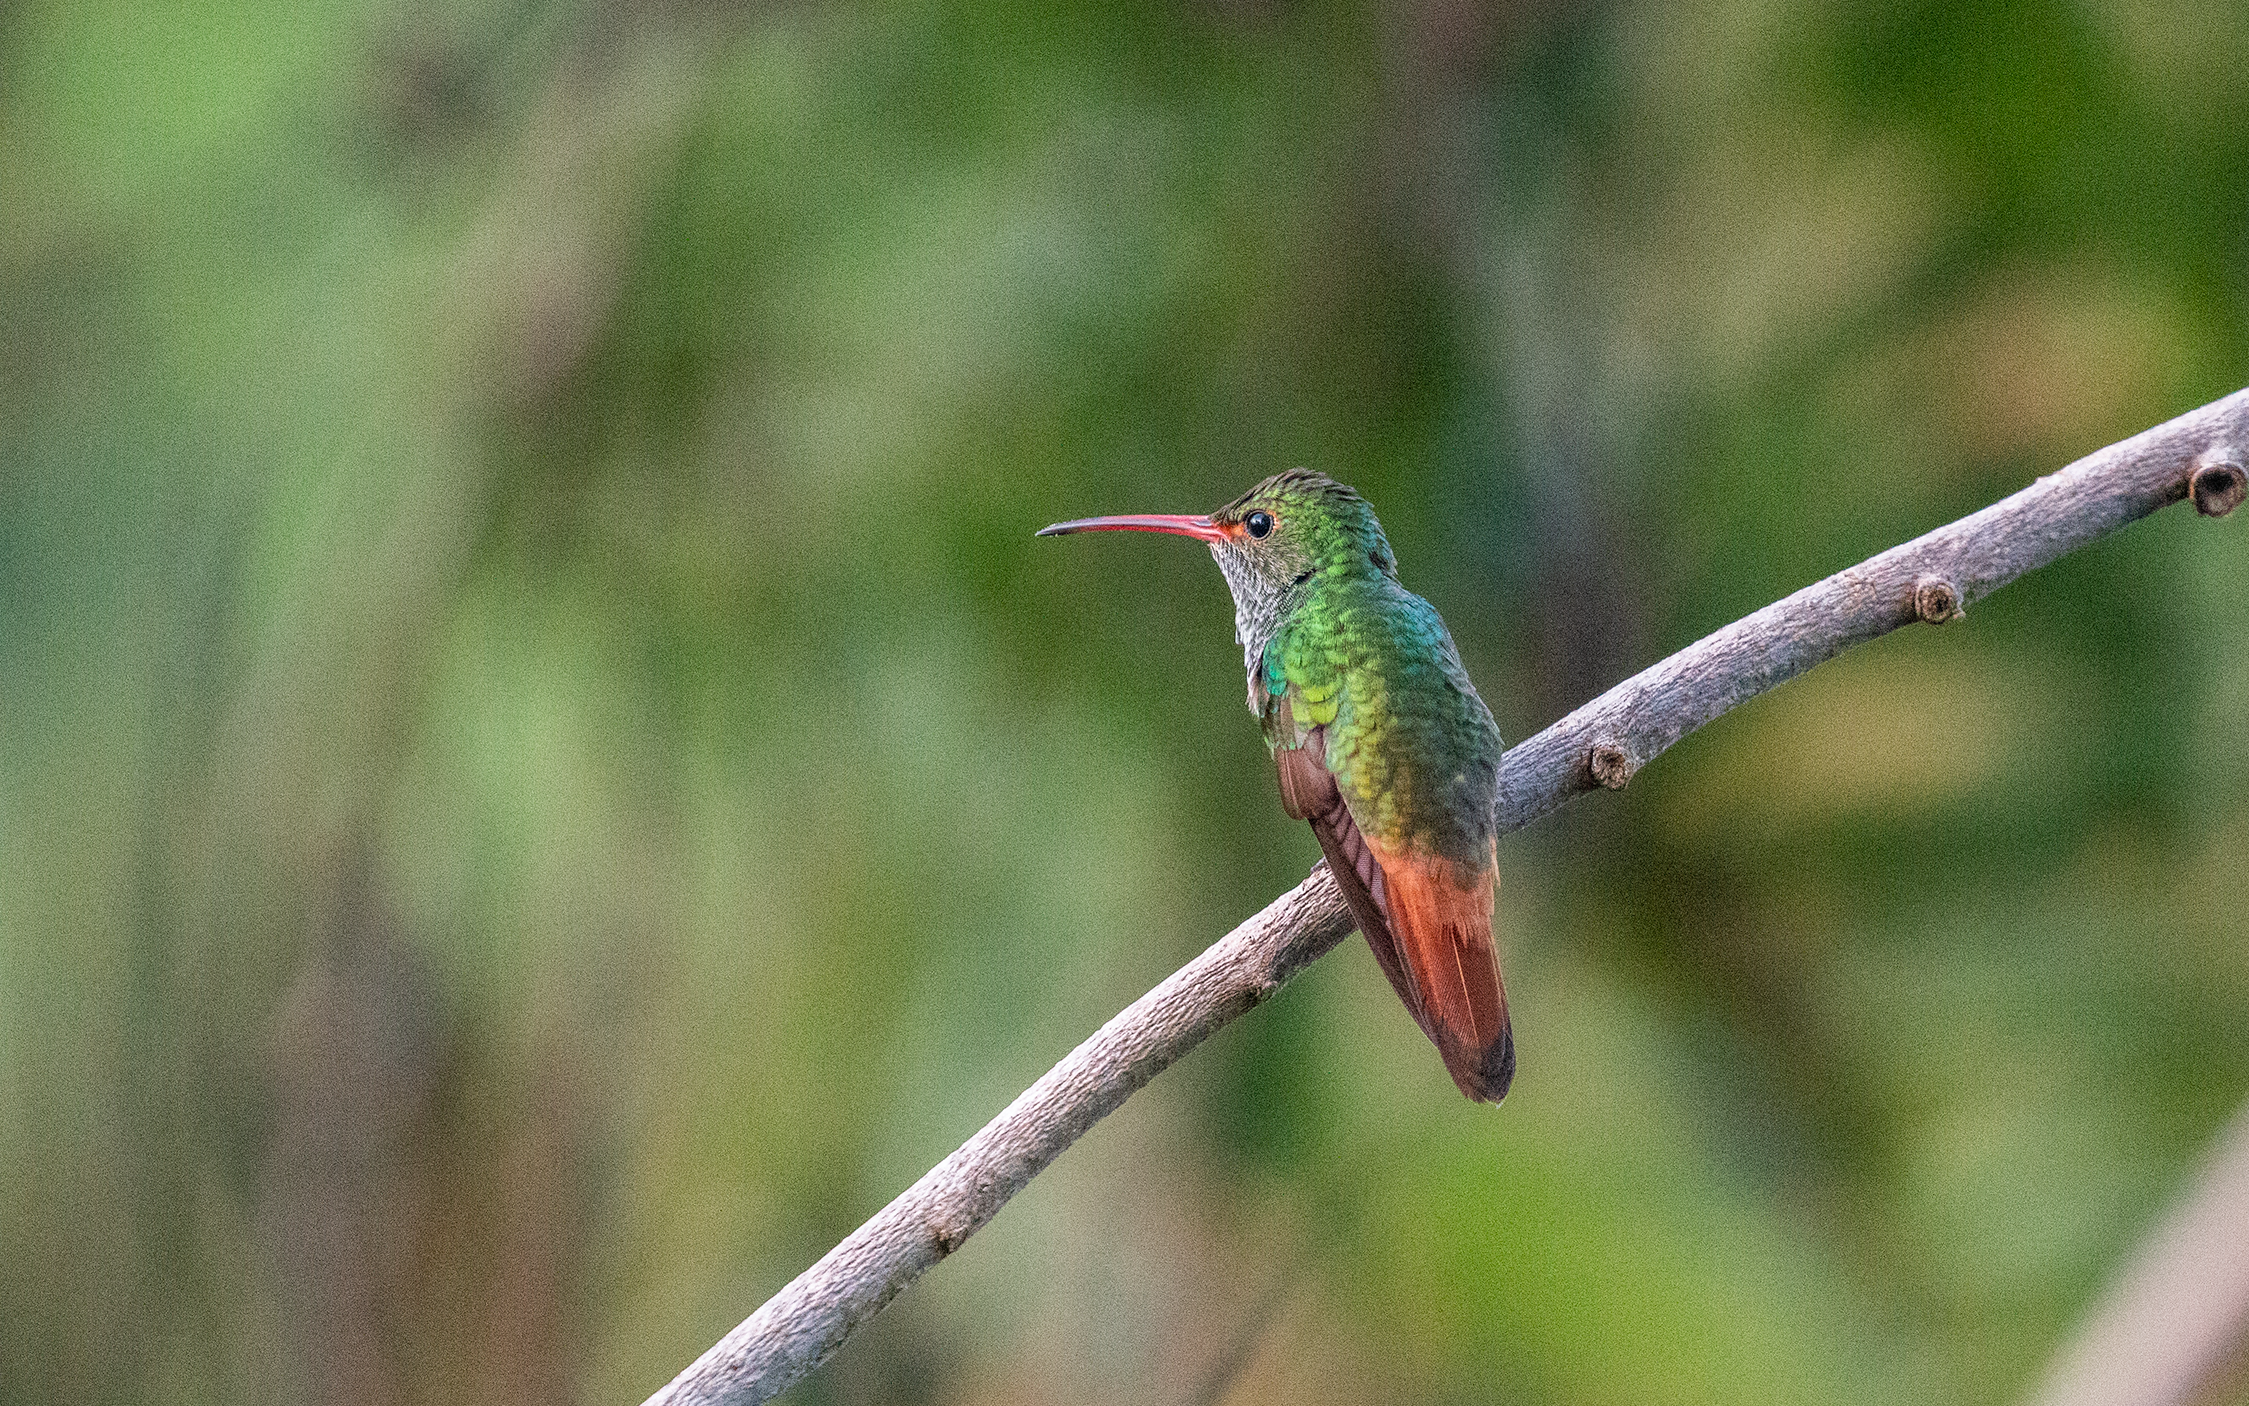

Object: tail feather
[1375,847,1512,1103]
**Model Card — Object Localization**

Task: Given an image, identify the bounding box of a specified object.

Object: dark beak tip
[1031,513,1225,543]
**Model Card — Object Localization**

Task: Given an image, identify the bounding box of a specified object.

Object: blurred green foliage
[3,1,2247,1403]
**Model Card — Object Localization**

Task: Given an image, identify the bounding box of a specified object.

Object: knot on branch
[1587,741,1637,790]
[1245,954,1287,1002]
[927,1195,982,1257]
[1914,576,1964,624]
[2192,458,2246,518]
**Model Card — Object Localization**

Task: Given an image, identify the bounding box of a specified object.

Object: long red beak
[1036,513,1229,543]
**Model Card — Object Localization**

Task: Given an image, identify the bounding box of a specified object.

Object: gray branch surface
[644,387,2249,1406]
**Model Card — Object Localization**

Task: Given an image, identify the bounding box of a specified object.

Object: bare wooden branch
[644,386,2249,1406]
[1497,387,2249,830]
[645,878,1359,1406]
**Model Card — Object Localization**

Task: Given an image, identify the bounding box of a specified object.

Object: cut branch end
[1588,742,1636,790]
[2191,458,2246,518]
[1914,576,1964,624]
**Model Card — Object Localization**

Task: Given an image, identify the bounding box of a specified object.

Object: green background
[4,1,2247,1402]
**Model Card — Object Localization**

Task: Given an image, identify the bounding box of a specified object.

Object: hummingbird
[1041,470,1513,1102]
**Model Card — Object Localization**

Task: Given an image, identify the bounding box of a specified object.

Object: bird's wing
[1264,651,1514,1104]
[1272,716,1429,1037]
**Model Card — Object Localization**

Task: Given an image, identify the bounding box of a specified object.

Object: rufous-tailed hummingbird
[1041,470,1513,1102]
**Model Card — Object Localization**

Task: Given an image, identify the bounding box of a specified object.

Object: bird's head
[1038,470,1397,630]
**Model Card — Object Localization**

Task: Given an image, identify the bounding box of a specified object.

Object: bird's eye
[1244,511,1274,539]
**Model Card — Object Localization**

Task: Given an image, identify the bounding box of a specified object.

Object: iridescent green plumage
[1254,541,1502,866]
[1041,470,1514,1102]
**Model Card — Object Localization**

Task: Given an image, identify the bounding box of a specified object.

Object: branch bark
[644,387,2249,1406]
